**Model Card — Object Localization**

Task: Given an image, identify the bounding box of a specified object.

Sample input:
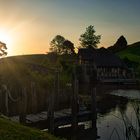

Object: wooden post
[1,84,10,116]
[47,71,59,134]
[55,69,59,109]
[31,82,37,113]
[90,67,98,139]
[71,69,78,133]
[47,90,54,133]
[19,87,27,124]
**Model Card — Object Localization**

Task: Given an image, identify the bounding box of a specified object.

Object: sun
[0,30,12,45]
[0,29,14,56]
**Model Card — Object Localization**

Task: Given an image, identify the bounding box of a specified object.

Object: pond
[54,89,140,140]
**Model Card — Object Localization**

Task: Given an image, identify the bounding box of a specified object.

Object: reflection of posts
[91,87,97,131]
[19,87,27,124]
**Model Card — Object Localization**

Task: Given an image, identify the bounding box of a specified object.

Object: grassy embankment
[0,116,63,140]
[117,42,140,77]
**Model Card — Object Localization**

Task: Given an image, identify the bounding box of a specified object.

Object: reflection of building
[78,48,134,83]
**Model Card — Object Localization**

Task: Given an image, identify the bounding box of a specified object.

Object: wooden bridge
[10,108,92,129]
[0,67,97,134]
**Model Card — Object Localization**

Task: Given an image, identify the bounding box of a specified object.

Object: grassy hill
[0,54,54,114]
[117,42,140,77]
[0,54,51,93]
[118,42,140,62]
[0,54,56,86]
[0,53,74,115]
[0,53,74,87]
[0,116,62,140]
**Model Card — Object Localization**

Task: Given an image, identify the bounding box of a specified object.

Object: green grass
[5,54,48,65]
[0,116,62,140]
[117,42,140,77]
[117,42,140,63]
[0,54,58,89]
[118,52,140,63]
[0,53,75,115]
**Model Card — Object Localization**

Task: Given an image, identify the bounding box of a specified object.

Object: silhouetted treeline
[108,35,128,53]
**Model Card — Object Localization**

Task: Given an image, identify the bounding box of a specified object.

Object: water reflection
[97,94,128,115]
[110,89,140,99]
[97,90,140,140]
[54,89,140,140]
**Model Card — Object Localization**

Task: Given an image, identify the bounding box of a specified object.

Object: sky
[0,0,140,56]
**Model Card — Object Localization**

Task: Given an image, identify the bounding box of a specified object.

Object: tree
[50,35,65,54]
[108,35,128,53]
[79,25,101,49]
[63,40,75,54]
[50,35,75,55]
[114,35,127,49]
[0,41,7,57]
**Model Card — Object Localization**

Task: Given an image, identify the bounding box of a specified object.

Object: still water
[55,89,140,140]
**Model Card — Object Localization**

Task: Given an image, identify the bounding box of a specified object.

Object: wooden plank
[40,111,47,115]
[54,112,70,119]
[61,109,71,115]
[9,109,92,127]
[54,112,67,118]
[10,116,19,122]
[37,113,47,120]
[26,114,41,123]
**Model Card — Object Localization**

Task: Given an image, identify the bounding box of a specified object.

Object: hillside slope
[0,54,74,115]
[0,54,50,91]
[117,42,140,77]
[0,54,55,115]
[118,42,140,62]
[0,116,62,140]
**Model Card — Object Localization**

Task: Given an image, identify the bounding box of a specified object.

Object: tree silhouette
[50,35,65,54]
[50,35,75,55]
[79,25,101,49]
[108,35,128,53]
[0,41,7,57]
[63,40,75,54]
[114,35,127,48]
